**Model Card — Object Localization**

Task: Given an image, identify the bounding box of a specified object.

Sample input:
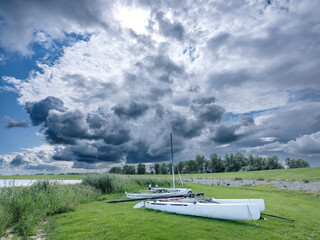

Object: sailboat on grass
[125,133,192,199]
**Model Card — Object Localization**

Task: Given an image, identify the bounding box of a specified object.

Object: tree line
[109,153,310,175]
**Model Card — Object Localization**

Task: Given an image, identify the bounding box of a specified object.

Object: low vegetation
[48,183,320,240]
[0,174,174,238]
[82,173,173,193]
[0,180,98,238]
[186,167,320,182]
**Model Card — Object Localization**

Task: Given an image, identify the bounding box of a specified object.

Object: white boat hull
[145,200,262,220]
[213,199,265,211]
[126,188,191,199]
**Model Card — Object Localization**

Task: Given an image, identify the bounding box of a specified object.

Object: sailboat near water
[125,133,192,199]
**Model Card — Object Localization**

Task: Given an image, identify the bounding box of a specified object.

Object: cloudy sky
[0,0,319,174]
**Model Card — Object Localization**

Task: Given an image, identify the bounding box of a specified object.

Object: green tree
[204,160,211,173]
[122,165,136,174]
[264,156,284,170]
[137,163,146,174]
[109,167,122,174]
[285,158,310,168]
[160,163,168,174]
[182,164,190,174]
[185,160,197,173]
[210,153,224,173]
[149,165,155,174]
[195,154,206,173]
[177,161,184,173]
[154,163,160,174]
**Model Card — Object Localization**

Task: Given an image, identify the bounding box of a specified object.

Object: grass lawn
[0,174,84,180]
[48,183,320,240]
[1,167,319,182]
[149,167,320,182]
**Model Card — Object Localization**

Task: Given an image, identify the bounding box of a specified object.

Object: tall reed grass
[0,180,98,238]
[82,173,173,193]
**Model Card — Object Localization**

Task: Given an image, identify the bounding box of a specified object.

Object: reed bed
[0,174,174,238]
[82,173,173,193]
[0,180,98,238]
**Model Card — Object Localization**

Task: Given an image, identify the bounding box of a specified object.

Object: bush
[82,173,173,193]
[0,180,98,237]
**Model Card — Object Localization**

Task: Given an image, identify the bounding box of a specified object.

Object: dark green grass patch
[82,173,173,193]
[48,183,320,240]
[0,181,98,238]
[145,167,320,182]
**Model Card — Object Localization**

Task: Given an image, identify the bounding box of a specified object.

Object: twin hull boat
[143,197,265,221]
[126,187,192,199]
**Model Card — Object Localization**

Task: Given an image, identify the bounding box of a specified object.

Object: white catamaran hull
[213,199,265,211]
[145,201,262,220]
[126,188,191,199]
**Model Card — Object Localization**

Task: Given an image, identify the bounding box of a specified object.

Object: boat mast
[170,133,175,189]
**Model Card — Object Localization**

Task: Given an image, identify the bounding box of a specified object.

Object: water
[0,179,82,187]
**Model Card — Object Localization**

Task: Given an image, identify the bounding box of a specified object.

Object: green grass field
[48,183,320,240]
[187,167,320,181]
[145,167,320,182]
[1,167,319,182]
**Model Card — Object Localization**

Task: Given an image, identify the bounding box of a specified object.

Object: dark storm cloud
[192,96,216,105]
[171,114,203,139]
[24,164,59,171]
[141,55,185,83]
[45,110,87,144]
[10,154,26,166]
[125,134,185,164]
[196,104,225,123]
[156,11,185,41]
[3,116,28,128]
[207,32,230,51]
[208,70,251,89]
[256,103,320,142]
[147,87,172,102]
[113,101,149,120]
[25,96,65,125]
[25,94,227,167]
[191,97,225,123]
[212,116,255,144]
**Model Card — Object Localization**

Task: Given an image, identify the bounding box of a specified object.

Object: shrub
[82,173,173,193]
[0,180,98,237]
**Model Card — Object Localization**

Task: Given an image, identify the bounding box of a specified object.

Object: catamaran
[140,197,265,221]
[125,133,191,199]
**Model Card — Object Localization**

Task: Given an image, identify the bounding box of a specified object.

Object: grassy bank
[82,173,172,193]
[2,167,319,182]
[146,167,320,182]
[0,174,174,238]
[0,181,98,238]
[48,182,320,240]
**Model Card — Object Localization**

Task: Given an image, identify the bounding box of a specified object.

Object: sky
[0,0,320,174]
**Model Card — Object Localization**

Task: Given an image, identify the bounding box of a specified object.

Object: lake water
[0,179,82,187]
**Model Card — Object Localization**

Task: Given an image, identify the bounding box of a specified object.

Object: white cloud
[286,131,320,156]
[1,0,320,169]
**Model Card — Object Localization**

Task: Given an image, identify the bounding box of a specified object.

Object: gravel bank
[189,178,320,192]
